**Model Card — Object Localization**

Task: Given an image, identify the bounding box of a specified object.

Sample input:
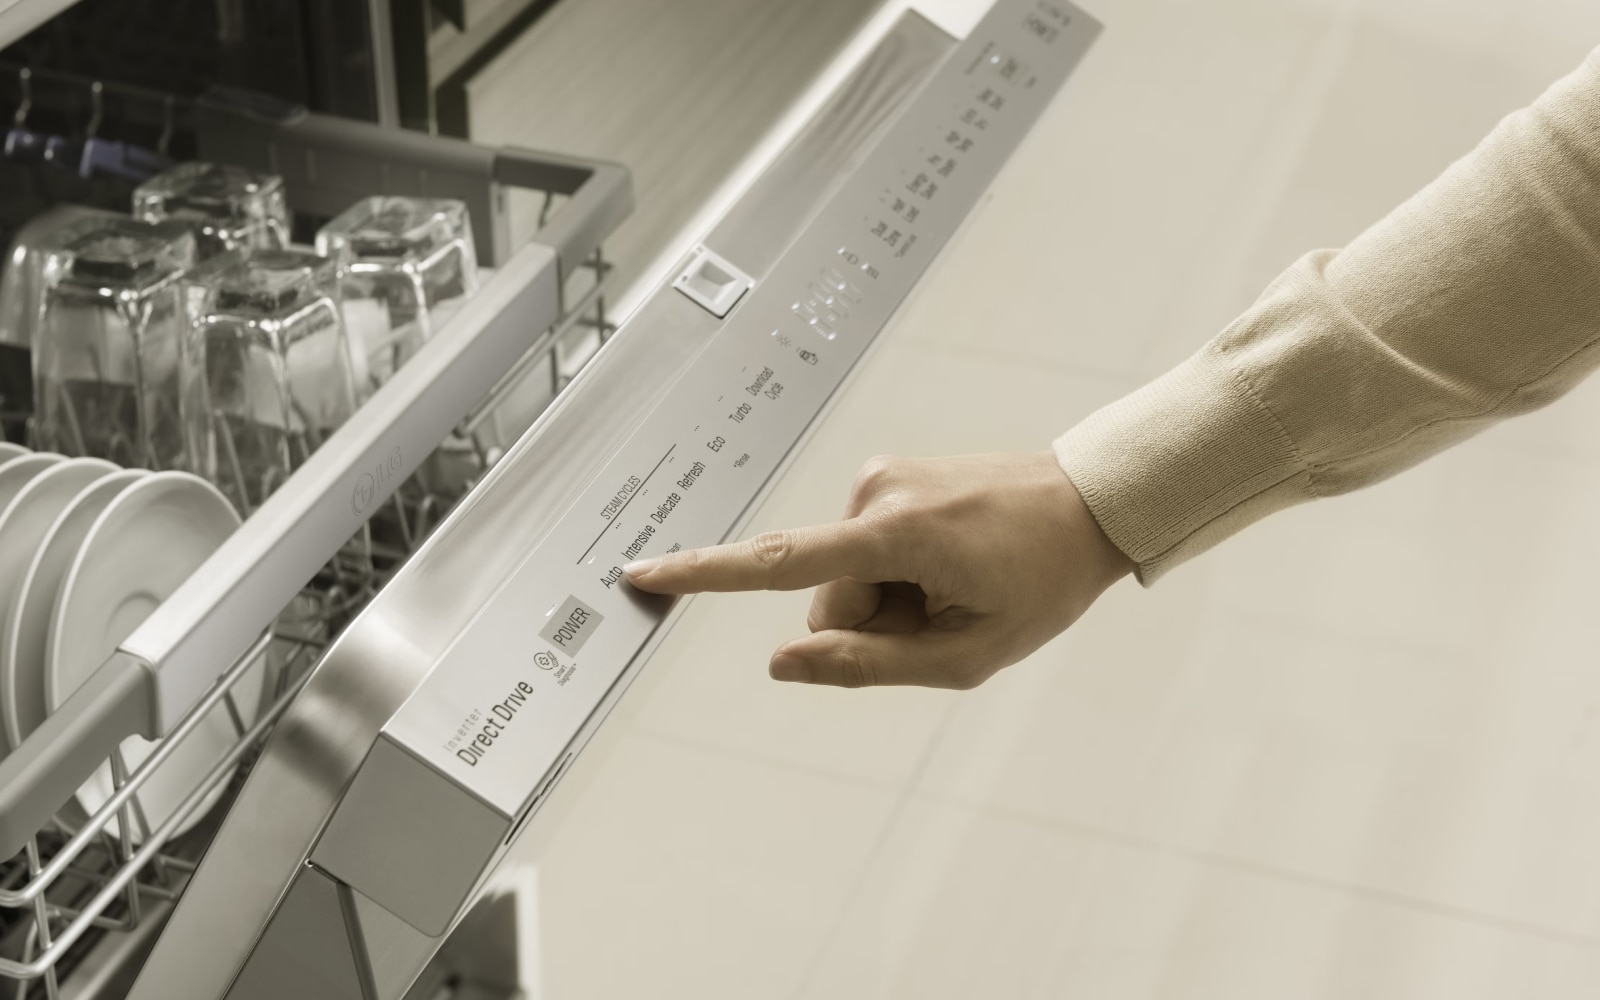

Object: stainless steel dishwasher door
[128,3,1100,997]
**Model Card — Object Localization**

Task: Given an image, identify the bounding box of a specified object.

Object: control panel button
[674,245,754,318]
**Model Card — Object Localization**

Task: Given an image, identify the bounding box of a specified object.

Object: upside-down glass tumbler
[183,248,357,512]
[32,215,198,469]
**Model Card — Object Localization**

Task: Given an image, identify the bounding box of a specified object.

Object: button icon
[798,349,819,365]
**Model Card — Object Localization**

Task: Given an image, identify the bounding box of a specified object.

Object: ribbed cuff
[1054,344,1310,584]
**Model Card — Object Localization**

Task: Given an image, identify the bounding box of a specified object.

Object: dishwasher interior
[0,1,1100,997]
[0,4,636,997]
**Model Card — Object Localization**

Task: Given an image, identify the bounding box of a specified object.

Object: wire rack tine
[0,629,272,911]
[0,667,311,981]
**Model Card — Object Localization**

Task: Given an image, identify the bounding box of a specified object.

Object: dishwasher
[0,1,1100,996]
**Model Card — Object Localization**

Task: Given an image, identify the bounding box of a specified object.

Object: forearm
[1058,46,1600,583]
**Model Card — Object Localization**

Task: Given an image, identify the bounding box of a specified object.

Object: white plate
[2,468,145,756]
[0,452,63,511]
[0,457,119,757]
[46,472,260,842]
[0,443,27,464]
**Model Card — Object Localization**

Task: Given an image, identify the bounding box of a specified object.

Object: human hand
[624,451,1134,689]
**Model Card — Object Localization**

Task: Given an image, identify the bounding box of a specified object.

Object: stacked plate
[0,444,264,841]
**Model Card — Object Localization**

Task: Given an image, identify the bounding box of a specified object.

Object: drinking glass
[133,162,289,259]
[0,205,120,438]
[0,206,122,350]
[183,248,357,513]
[32,216,198,469]
[314,197,478,395]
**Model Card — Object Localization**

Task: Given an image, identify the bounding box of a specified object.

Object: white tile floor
[512,0,1600,995]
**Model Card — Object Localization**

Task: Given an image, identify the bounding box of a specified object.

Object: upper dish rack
[0,72,631,999]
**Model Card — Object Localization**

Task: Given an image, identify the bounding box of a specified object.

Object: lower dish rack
[0,94,631,1000]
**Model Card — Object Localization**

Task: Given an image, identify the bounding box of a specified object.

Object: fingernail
[770,653,813,684]
[623,558,660,577]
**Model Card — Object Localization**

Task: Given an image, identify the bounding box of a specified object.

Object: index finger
[624,521,891,594]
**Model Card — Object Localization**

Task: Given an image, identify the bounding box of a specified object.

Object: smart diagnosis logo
[351,473,375,515]
[534,650,559,670]
[351,446,404,515]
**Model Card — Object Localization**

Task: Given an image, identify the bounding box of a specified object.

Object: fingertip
[624,557,675,594]
[623,558,660,579]
[769,651,814,684]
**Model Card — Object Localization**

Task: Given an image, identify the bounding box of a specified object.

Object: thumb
[769,628,985,690]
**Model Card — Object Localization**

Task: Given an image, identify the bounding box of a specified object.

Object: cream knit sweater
[1055,47,1600,583]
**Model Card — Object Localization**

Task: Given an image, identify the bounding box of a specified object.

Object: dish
[0,453,64,511]
[1,469,145,756]
[0,458,118,756]
[0,442,27,463]
[46,472,259,841]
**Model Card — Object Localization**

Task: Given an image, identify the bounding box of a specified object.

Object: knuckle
[857,505,915,567]
[864,498,912,542]
[749,531,794,573]
[859,454,896,482]
[851,454,898,499]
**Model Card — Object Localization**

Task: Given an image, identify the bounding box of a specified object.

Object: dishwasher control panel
[312,0,1099,936]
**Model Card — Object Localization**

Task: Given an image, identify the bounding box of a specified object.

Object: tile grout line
[783,698,967,1000]
[932,792,1600,951]
[626,724,908,794]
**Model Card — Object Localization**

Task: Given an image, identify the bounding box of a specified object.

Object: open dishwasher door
[131,3,1099,997]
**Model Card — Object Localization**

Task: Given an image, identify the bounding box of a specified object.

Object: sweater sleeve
[1055,46,1600,584]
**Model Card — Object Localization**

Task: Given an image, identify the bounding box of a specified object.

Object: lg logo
[351,446,403,515]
